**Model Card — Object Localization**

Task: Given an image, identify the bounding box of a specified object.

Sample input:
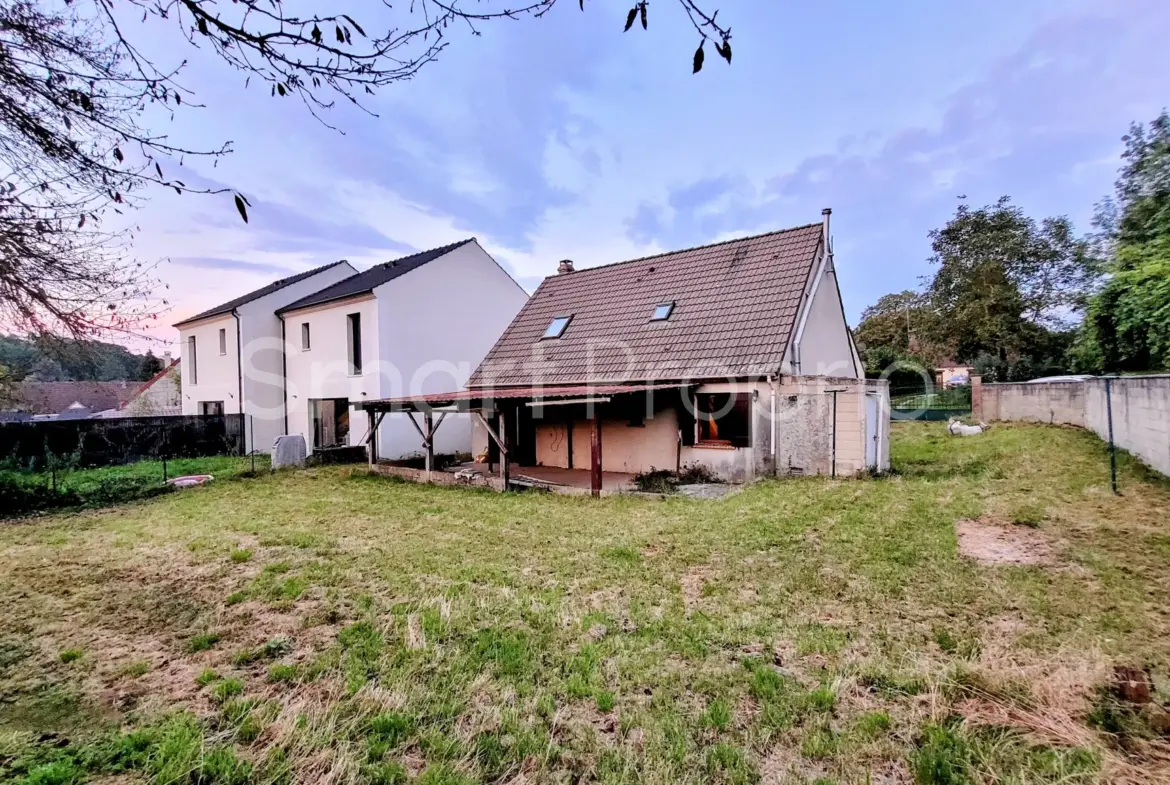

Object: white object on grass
[168,474,214,487]
[947,417,991,437]
[271,434,307,468]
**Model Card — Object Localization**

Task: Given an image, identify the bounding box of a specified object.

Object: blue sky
[126,0,1170,352]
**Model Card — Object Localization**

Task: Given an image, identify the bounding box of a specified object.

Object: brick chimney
[557,259,575,275]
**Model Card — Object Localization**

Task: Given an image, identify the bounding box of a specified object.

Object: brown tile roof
[467,223,824,387]
[13,381,138,415]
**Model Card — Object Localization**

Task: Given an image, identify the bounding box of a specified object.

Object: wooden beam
[472,411,508,456]
[591,415,602,498]
[367,411,385,467]
[499,408,510,488]
[566,419,574,470]
[424,412,434,481]
[405,410,427,443]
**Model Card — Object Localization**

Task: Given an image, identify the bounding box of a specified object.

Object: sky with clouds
[122,0,1170,353]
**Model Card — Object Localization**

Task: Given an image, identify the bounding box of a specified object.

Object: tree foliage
[0,0,732,338]
[1081,110,1170,372]
[855,197,1099,381]
[0,334,163,382]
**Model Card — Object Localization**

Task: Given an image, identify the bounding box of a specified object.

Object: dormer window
[542,315,572,339]
[650,302,675,321]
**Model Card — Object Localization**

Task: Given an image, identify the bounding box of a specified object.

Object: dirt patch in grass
[956,516,1056,566]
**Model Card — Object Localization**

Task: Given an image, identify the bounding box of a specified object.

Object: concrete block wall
[981,381,1085,426]
[1084,376,1170,477]
[980,375,1170,476]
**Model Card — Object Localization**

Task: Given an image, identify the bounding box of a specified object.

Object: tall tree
[0,0,733,338]
[853,290,945,372]
[1082,110,1170,372]
[926,197,1097,363]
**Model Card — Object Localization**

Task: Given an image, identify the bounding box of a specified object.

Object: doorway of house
[311,398,350,449]
[200,401,224,416]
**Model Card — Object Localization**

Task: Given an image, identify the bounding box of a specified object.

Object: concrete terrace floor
[1,423,1169,784]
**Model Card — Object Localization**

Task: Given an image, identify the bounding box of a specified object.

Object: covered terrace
[354,383,690,496]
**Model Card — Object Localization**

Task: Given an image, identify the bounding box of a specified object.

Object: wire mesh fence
[889,385,973,421]
[0,414,260,517]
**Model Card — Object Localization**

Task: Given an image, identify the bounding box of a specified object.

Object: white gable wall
[373,240,528,458]
[790,257,862,379]
[179,314,239,419]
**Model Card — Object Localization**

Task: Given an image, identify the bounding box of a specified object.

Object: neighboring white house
[173,261,357,451]
[275,239,528,459]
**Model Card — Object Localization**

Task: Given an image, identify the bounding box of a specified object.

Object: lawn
[1,424,1168,784]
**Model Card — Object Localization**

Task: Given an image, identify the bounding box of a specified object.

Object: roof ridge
[275,238,477,315]
[541,222,821,282]
[173,259,352,327]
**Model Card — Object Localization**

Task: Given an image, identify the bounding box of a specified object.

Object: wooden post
[499,408,509,488]
[590,415,602,497]
[424,411,434,481]
[566,418,574,469]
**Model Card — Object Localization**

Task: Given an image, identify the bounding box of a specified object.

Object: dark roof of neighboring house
[467,223,825,387]
[276,239,476,315]
[12,380,139,415]
[173,260,352,327]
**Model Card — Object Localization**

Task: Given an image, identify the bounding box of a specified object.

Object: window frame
[692,392,752,449]
[200,400,224,416]
[301,322,311,351]
[649,301,675,321]
[346,313,363,375]
[187,336,198,385]
[542,314,573,340]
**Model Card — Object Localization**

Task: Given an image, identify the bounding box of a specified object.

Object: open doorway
[311,398,350,450]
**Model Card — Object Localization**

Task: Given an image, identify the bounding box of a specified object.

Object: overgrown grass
[1,423,1168,783]
[0,455,266,516]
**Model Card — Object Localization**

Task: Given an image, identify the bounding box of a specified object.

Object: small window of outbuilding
[542,315,572,339]
[650,302,675,321]
[693,392,751,448]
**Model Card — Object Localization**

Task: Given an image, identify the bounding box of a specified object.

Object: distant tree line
[0,335,164,383]
[855,110,1170,382]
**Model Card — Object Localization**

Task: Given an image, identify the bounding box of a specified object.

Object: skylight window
[543,315,572,339]
[650,302,675,321]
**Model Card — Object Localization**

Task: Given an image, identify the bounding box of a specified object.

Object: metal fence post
[162,423,168,484]
[1105,377,1118,495]
[250,414,255,473]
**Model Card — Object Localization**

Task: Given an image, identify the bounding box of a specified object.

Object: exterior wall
[372,241,528,459]
[533,405,679,474]
[865,379,892,472]
[981,376,1170,477]
[239,263,357,452]
[122,364,181,416]
[770,375,878,477]
[179,314,239,419]
[1084,377,1170,476]
[176,262,356,452]
[282,295,380,455]
[795,264,862,378]
[982,382,1086,426]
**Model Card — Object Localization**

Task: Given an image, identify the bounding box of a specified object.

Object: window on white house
[200,401,224,416]
[650,302,675,321]
[347,313,362,375]
[301,322,311,351]
[542,315,572,339]
[218,327,227,355]
[187,336,198,385]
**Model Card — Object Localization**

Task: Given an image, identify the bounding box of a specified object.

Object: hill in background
[0,335,165,382]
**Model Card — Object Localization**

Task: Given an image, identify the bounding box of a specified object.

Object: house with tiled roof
[358,210,890,493]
